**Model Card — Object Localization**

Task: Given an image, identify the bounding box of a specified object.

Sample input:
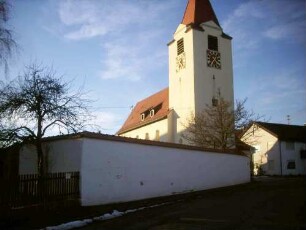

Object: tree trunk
[36,138,47,205]
[36,139,45,177]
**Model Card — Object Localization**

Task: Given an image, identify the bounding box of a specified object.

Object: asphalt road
[80,177,306,230]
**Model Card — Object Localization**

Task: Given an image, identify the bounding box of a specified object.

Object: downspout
[279,141,283,176]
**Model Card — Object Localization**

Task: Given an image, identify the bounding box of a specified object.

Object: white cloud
[57,0,176,41]
[65,24,108,40]
[223,0,306,52]
[98,41,142,81]
[232,1,265,19]
[56,0,174,81]
[58,1,97,26]
[249,68,306,108]
[90,111,124,134]
[264,21,306,42]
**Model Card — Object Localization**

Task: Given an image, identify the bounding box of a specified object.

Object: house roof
[117,88,170,135]
[181,0,221,28]
[256,122,306,143]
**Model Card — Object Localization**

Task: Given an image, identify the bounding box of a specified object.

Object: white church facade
[117,0,234,144]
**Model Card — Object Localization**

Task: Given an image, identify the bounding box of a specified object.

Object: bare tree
[0,64,91,176]
[182,97,262,150]
[0,0,17,76]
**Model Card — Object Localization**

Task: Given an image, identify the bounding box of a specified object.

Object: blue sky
[2,0,306,134]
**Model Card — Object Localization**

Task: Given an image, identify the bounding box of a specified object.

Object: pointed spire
[181,0,220,27]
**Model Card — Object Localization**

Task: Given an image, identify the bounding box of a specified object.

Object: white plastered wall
[241,124,306,175]
[119,118,168,142]
[169,24,196,144]
[280,141,306,175]
[168,21,234,144]
[19,139,82,174]
[194,21,234,114]
[80,138,250,206]
[242,125,280,175]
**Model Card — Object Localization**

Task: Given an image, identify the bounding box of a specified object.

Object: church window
[208,35,218,51]
[177,38,184,55]
[287,160,296,169]
[150,109,155,117]
[145,133,149,140]
[141,113,145,121]
[155,130,160,141]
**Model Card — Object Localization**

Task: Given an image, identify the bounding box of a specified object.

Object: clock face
[176,52,186,72]
[207,50,221,69]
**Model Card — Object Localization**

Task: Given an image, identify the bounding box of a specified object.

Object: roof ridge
[256,121,305,128]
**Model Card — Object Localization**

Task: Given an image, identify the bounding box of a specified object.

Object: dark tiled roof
[117,88,169,135]
[181,0,221,27]
[256,122,306,143]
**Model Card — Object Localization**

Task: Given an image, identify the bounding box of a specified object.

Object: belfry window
[208,35,218,51]
[177,38,184,55]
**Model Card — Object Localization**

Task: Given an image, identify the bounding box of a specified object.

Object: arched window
[155,130,160,141]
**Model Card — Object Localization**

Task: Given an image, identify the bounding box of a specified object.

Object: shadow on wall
[252,141,306,176]
[0,145,20,181]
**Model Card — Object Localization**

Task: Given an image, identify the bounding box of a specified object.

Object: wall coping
[42,131,245,157]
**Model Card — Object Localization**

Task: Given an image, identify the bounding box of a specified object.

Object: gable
[241,122,306,144]
[117,88,169,134]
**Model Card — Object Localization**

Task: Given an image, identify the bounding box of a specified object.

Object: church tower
[168,0,234,144]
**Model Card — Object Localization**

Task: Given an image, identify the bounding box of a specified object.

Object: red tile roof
[182,0,220,27]
[117,88,170,135]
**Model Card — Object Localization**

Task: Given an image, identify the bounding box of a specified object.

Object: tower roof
[182,0,220,27]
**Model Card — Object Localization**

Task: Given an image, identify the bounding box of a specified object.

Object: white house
[18,132,250,206]
[117,0,234,145]
[241,122,306,176]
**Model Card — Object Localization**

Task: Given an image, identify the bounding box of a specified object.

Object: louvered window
[208,35,218,51]
[177,38,184,55]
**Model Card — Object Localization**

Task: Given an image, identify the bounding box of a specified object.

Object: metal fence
[0,172,80,208]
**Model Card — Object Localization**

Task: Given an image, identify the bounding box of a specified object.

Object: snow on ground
[42,202,171,230]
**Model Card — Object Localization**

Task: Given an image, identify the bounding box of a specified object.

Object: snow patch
[42,202,171,230]
[45,219,93,230]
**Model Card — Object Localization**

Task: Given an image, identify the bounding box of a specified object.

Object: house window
[177,38,184,55]
[141,113,145,121]
[301,150,306,159]
[150,109,155,117]
[155,130,160,141]
[136,135,139,139]
[287,160,296,169]
[286,142,295,150]
[208,35,218,51]
[145,133,149,140]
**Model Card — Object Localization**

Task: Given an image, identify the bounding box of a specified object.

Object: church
[117,0,234,145]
